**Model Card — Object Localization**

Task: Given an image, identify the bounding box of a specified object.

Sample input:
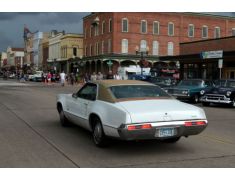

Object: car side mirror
[72,93,77,98]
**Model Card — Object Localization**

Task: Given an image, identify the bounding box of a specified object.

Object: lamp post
[135,45,149,75]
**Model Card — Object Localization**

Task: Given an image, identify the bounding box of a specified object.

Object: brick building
[177,36,235,80]
[83,12,235,75]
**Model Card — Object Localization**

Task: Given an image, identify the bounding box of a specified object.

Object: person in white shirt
[60,71,66,86]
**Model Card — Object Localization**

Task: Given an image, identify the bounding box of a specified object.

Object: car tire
[163,137,181,143]
[59,109,70,127]
[202,102,210,106]
[192,94,199,104]
[230,98,235,108]
[92,119,108,147]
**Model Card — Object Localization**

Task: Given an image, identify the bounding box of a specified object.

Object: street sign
[107,60,113,66]
[218,59,223,68]
[201,50,223,59]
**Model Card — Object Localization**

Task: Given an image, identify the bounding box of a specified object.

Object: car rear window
[109,85,171,99]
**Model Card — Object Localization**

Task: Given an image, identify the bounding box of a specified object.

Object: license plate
[156,127,175,137]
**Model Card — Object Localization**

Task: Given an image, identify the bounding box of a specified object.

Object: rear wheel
[92,119,108,147]
[163,137,181,143]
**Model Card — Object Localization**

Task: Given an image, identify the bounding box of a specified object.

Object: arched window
[140,40,147,51]
[188,24,194,37]
[153,21,160,35]
[121,39,128,53]
[122,18,128,32]
[167,42,174,56]
[202,25,208,38]
[102,21,105,34]
[109,18,112,32]
[152,41,159,55]
[168,22,174,36]
[214,27,220,38]
[141,20,147,34]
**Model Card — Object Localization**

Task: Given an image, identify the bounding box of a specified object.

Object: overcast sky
[0,12,235,52]
[0,12,89,52]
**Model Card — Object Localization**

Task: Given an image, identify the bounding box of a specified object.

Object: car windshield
[109,85,171,99]
[214,80,235,88]
[178,80,202,87]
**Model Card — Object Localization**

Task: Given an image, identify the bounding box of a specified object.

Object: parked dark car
[165,79,214,103]
[128,74,151,81]
[200,79,235,107]
[148,76,177,88]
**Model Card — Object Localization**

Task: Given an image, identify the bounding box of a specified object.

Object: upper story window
[122,18,128,32]
[167,42,174,56]
[84,28,87,39]
[121,39,128,53]
[141,20,147,34]
[94,25,99,36]
[188,24,194,37]
[108,39,112,53]
[153,21,159,35]
[168,22,174,36]
[152,41,159,55]
[202,25,208,38]
[109,18,112,32]
[214,27,220,38]
[232,28,235,36]
[102,21,105,34]
[90,44,93,56]
[101,41,104,54]
[90,26,92,37]
[95,42,99,55]
[73,47,77,56]
[140,40,147,51]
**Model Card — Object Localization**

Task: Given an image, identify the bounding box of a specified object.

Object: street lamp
[135,45,149,75]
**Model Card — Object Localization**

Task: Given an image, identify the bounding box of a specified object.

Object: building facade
[83,12,235,74]
[60,33,83,73]
[39,37,49,71]
[6,47,24,71]
[1,52,7,68]
[178,36,235,80]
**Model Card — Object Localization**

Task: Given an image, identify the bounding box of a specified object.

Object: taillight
[127,124,152,131]
[184,121,206,126]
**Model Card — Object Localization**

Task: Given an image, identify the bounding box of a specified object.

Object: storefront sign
[201,50,223,59]
[218,59,223,68]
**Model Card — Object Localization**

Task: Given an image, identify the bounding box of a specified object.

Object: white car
[56,80,208,147]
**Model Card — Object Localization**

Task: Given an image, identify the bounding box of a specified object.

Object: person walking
[60,71,66,86]
[47,72,52,85]
[90,72,97,81]
[106,70,114,79]
[97,72,104,80]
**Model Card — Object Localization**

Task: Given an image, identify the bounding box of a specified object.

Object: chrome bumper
[200,94,232,104]
[117,120,207,140]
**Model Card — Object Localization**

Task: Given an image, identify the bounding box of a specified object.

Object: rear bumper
[117,120,207,140]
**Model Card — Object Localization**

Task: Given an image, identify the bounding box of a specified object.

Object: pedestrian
[84,73,90,83]
[60,71,66,86]
[106,70,114,79]
[97,72,103,80]
[70,73,75,85]
[114,73,121,80]
[90,72,97,81]
[47,72,52,84]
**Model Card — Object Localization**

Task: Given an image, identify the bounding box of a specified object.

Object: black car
[200,79,235,107]
[148,76,177,88]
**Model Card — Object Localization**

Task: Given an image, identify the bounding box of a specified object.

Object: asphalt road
[0,79,235,167]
